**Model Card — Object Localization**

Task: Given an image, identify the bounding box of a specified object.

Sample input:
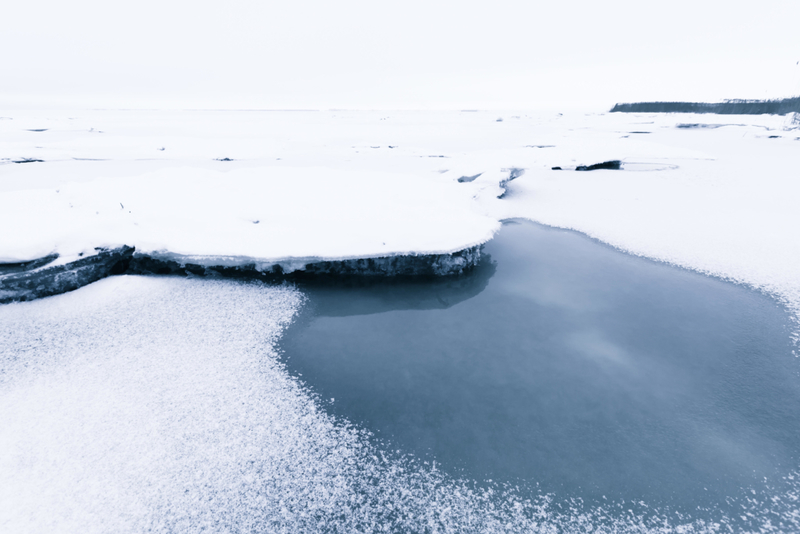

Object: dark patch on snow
[768,135,781,139]
[551,166,563,170]
[457,173,482,183]
[676,123,725,129]
[576,160,622,171]
[628,131,651,134]
[26,129,48,132]
[525,145,555,148]
[215,157,234,161]
[13,158,44,164]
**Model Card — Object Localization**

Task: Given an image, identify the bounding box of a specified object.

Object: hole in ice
[280,220,800,526]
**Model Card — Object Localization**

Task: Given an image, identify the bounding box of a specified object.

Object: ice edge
[0,243,487,303]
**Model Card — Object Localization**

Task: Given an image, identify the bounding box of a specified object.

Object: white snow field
[2,109,800,532]
[0,277,542,533]
[1,109,798,330]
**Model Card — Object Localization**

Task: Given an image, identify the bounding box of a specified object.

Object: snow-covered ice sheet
[0,166,495,266]
[1,108,799,330]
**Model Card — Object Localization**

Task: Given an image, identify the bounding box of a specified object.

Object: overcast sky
[2,0,799,109]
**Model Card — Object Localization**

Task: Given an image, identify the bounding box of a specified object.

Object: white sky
[2,0,799,110]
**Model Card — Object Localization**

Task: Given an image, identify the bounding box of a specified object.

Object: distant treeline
[611,97,800,115]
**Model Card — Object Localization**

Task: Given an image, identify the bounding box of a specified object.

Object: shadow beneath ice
[294,253,496,318]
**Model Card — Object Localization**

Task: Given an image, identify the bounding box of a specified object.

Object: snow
[2,275,797,533]
[3,108,800,531]
[0,166,496,266]
[2,109,798,333]
[0,276,551,532]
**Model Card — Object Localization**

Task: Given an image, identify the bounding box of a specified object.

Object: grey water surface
[279,220,800,517]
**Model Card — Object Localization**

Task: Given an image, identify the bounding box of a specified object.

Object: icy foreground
[3,110,800,531]
[1,109,799,331]
[2,276,797,534]
[0,277,528,533]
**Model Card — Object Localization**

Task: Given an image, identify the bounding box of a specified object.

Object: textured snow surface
[0,166,497,265]
[2,109,798,331]
[0,276,529,533]
[2,276,798,534]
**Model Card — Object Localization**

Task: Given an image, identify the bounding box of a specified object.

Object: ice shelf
[1,109,798,339]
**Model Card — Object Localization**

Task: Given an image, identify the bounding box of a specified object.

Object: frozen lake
[3,222,799,532]
[281,220,800,521]
[2,108,800,532]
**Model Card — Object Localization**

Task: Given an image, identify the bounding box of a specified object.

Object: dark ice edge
[0,245,483,303]
[0,246,135,303]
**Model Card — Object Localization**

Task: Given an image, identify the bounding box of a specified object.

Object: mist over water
[281,220,800,522]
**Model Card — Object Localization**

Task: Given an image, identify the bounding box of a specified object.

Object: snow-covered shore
[1,109,799,334]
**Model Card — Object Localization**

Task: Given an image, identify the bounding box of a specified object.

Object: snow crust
[0,166,496,265]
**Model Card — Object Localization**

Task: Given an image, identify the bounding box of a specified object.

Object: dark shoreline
[611,96,800,115]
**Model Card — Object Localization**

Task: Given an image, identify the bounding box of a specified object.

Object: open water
[281,220,800,522]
